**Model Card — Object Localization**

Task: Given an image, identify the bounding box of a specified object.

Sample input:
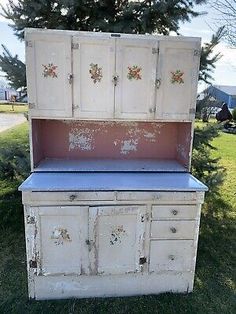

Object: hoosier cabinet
[19,28,207,300]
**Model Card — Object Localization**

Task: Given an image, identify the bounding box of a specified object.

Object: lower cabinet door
[149,240,195,272]
[35,206,89,275]
[89,205,147,275]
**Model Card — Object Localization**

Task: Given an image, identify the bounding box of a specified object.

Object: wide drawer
[22,191,115,203]
[151,220,196,239]
[149,240,195,272]
[152,205,199,220]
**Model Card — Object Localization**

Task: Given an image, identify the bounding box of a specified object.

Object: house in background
[0,86,18,101]
[203,85,236,110]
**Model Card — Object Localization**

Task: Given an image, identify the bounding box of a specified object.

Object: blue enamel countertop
[19,172,208,192]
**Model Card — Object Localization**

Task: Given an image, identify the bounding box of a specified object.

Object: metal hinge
[72,104,79,110]
[152,47,159,54]
[29,259,37,268]
[28,103,35,109]
[25,40,33,48]
[189,108,196,114]
[72,43,79,49]
[26,215,35,224]
[194,50,201,57]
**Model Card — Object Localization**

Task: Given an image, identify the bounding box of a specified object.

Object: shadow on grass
[0,193,235,314]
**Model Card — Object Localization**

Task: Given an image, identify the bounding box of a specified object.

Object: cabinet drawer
[152,205,199,220]
[23,191,115,203]
[149,240,195,272]
[151,220,196,239]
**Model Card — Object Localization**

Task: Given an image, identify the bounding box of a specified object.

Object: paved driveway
[0,113,26,133]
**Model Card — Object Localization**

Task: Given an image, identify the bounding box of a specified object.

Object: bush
[192,123,225,194]
[232,107,236,121]
[0,142,30,181]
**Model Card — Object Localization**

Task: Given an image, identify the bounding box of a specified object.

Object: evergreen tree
[0,44,26,90]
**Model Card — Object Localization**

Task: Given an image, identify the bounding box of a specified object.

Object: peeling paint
[120,139,138,155]
[69,128,94,151]
[177,144,188,161]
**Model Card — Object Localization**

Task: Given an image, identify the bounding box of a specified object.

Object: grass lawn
[0,103,28,113]
[0,123,235,313]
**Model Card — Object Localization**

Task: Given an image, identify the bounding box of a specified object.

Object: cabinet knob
[172,209,178,216]
[67,73,73,84]
[170,227,177,233]
[155,78,161,89]
[112,74,119,86]
[169,255,175,261]
[69,194,77,201]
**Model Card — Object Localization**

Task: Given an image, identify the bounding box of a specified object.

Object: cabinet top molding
[24,28,201,44]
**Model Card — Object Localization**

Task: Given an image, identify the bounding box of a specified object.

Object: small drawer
[152,205,199,220]
[151,220,196,239]
[149,240,195,272]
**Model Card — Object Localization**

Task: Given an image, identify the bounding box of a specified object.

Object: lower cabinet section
[23,191,204,299]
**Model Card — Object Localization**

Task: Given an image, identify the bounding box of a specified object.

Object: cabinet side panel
[32,119,44,167]
[176,122,192,169]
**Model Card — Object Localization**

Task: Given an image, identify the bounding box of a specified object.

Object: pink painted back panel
[32,120,191,166]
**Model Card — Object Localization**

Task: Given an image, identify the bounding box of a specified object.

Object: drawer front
[151,220,196,239]
[149,240,195,272]
[23,191,115,203]
[117,191,197,202]
[152,205,199,220]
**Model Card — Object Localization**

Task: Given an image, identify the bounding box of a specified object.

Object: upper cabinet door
[89,205,147,275]
[155,40,201,121]
[26,33,72,118]
[73,36,115,119]
[115,38,158,120]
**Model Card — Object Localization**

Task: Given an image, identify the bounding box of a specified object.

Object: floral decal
[51,227,71,246]
[89,63,102,83]
[42,63,58,78]
[171,70,184,84]
[110,225,126,245]
[127,65,142,81]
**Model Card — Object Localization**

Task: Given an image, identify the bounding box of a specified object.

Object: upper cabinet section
[155,40,201,120]
[26,32,72,118]
[25,29,201,121]
[115,38,158,119]
[73,35,115,119]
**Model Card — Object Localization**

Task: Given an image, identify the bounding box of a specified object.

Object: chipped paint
[110,225,126,245]
[120,139,138,155]
[51,227,72,245]
[177,144,188,161]
[69,128,95,151]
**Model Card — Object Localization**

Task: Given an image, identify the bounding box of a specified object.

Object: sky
[0,0,235,91]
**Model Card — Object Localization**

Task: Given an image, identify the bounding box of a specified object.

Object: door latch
[112,74,119,86]
[155,78,161,89]
[68,73,73,84]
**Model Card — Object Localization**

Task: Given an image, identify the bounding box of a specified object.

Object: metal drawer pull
[69,194,77,201]
[172,209,178,215]
[169,255,175,261]
[170,227,177,233]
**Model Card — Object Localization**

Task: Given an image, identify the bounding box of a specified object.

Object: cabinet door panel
[155,40,200,120]
[89,205,147,275]
[26,33,72,117]
[115,38,158,119]
[73,36,115,118]
[35,206,88,275]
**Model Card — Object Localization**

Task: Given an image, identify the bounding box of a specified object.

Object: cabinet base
[31,272,194,300]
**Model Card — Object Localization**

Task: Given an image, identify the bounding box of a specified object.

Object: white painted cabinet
[115,38,157,119]
[155,40,200,120]
[72,36,115,118]
[89,205,147,275]
[25,30,201,121]
[26,33,72,118]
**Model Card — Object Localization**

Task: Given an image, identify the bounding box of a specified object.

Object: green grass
[0,123,235,314]
[0,103,28,113]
